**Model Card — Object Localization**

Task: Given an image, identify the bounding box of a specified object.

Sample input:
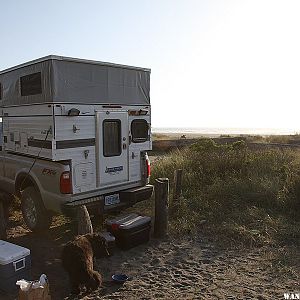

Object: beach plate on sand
[112,274,129,283]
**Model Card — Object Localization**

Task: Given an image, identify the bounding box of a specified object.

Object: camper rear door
[96,111,129,187]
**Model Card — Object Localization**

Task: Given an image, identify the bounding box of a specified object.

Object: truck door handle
[123,143,127,150]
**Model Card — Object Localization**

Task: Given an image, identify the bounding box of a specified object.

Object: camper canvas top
[0,55,151,107]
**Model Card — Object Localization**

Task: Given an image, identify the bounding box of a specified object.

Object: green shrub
[151,139,300,246]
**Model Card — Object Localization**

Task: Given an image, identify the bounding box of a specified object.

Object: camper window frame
[102,119,122,157]
[131,119,149,143]
[20,72,42,97]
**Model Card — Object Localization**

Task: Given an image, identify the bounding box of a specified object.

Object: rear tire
[21,186,52,232]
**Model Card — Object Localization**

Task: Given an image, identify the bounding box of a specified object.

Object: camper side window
[103,120,121,157]
[20,72,42,96]
[131,119,148,143]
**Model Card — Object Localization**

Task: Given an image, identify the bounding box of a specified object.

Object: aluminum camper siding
[2,104,54,158]
[2,103,151,194]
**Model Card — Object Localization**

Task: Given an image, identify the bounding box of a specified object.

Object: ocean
[152,127,300,136]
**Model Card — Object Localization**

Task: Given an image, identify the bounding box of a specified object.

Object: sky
[1,0,300,131]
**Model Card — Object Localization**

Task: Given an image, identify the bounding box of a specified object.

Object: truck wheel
[0,201,7,240]
[21,186,52,232]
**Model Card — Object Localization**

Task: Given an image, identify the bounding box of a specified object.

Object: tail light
[60,171,72,194]
[146,159,151,178]
[145,154,151,178]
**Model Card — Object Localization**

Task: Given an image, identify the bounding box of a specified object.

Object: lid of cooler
[119,215,151,230]
[106,213,139,226]
[0,240,30,265]
[106,213,151,230]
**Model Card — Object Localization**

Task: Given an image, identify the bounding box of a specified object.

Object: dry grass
[150,139,300,248]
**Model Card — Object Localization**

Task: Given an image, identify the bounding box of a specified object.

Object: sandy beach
[0,212,299,300]
[73,237,298,300]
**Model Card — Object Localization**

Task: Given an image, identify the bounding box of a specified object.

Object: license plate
[105,194,120,206]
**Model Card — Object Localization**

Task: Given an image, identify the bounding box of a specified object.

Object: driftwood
[154,178,169,238]
[77,205,93,235]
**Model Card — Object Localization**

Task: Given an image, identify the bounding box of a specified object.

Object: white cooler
[0,240,31,293]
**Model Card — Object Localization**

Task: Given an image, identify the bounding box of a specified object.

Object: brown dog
[62,233,109,294]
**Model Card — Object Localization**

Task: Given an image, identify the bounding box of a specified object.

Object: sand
[1,212,299,300]
[67,237,299,300]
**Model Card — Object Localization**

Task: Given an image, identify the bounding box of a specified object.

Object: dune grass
[150,139,300,247]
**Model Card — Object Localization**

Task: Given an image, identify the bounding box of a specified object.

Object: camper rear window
[20,72,42,96]
[131,119,148,143]
[103,120,121,157]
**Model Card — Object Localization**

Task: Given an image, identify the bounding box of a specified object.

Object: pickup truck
[0,56,153,235]
[0,149,152,233]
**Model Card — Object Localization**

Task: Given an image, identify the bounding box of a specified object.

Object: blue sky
[1,0,300,131]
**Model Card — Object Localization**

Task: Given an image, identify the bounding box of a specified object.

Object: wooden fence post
[173,169,183,202]
[154,178,169,238]
[77,205,93,235]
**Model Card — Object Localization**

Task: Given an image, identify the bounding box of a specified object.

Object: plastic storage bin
[0,240,31,293]
[106,213,151,249]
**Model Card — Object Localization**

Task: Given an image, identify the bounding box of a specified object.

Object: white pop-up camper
[0,56,153,232]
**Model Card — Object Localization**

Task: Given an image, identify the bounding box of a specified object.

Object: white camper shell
[0,56,153,232]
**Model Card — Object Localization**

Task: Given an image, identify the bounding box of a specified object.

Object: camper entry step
[106,214,151,250]
[0,240,31,293]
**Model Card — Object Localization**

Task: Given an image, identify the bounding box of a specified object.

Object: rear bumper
[61,184,153,218]
[119,184,154,206]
